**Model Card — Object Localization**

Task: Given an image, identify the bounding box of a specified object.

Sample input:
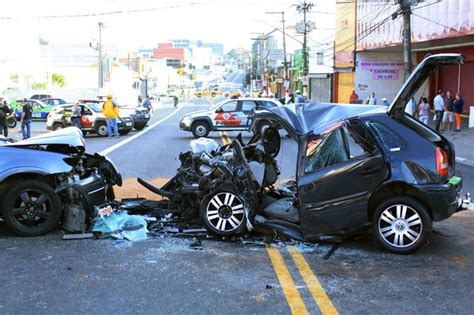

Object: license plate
[126,122,132,127]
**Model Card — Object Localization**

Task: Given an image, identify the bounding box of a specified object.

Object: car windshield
[88,103,102,113]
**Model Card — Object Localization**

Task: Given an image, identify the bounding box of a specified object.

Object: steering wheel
[262,127,281,158]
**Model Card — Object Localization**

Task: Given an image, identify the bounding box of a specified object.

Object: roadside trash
[190,238,203,250]
[266,284,273,290]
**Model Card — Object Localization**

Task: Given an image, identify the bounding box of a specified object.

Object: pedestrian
[71,102,82,128]
[101,95,120,138]
[173,95,179,108]
[366,92,377,105]
[382,97,390,107]
[0,97,12,137]
[405,96,416,115]
[453,92,464,132]
[433,89,444,132]
[441,90,454,132]
[295,90,305,105]
[21,98,32,139]
[417,97,430,125]
[142,95,153,113]
[349,90,359,104]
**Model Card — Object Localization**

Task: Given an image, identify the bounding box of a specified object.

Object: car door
[212,100,241,130]
[240,100,258,127]
[80,105,95,128]
[29,101,42,119]
[297,119,389,239]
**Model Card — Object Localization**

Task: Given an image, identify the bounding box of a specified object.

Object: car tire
[192,121,210,138]
[119,129,131,136]
[256,121,271,135]
[134,123,146,131]
[96,123,108,137]
[200,185,246,236]
[82,130,88,137]
[52,123,64,131]
[1,179,63,236]
[372,196,432,254]
[7,118,17,129]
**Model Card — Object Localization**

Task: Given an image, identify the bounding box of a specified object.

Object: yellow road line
[266,247,309,315]
[288,246,338,315]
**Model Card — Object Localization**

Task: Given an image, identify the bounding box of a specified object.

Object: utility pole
[98,22,104,89]
[265,11,288,94]
[399,0,413,81]
[296,1,313,94]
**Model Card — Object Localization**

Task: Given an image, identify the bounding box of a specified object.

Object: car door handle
[361,167,383,176]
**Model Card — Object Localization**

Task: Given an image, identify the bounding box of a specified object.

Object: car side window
[82,106,93,116]
[259,101,277,109]
[241,101,256,113]
[304,128,350,173]
[219,101,238,112]
[366,120,405,152]
[344,119,378,158]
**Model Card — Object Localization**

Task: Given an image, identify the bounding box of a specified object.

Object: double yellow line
[218,131,337,314]
[267,247,338,314]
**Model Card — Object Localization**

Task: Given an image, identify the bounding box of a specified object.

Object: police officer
[0,97,12,137]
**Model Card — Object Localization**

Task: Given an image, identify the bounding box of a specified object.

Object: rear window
[366,120,406,152]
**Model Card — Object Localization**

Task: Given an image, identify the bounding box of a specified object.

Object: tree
[32,81,48,89]
[52,73,66,88]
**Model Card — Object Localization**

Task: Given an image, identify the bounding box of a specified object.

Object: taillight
[435,147,449,176]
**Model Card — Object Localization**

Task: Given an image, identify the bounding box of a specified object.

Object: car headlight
[181,116,193,127]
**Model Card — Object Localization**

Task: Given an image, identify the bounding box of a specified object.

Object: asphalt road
[1,97,473,314]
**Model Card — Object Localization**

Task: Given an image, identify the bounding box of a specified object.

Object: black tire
[211,93,216,97]
[200,185,246,236]
[52,123,64,131]
[82,130,88,137]
[1,179,63,236]
[134,123,146,131]
[96,122,108,137]
[7,118,17,129]
[191,121,210,138]
[119,129,131,136]
[372,196,432,254]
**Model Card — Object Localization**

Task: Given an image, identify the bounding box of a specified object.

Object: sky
[0,0,335,57]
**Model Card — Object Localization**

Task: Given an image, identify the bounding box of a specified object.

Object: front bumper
[131,114,150,127]
[415,174,463,221]
[179,120,192,131]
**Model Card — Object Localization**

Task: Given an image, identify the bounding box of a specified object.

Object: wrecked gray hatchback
[140,54,469,254]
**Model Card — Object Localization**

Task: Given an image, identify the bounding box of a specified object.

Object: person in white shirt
[366,92,377,105]
[433,90,444,132]
[405,97,416,115]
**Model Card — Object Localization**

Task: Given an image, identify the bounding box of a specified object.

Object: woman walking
[417,97,430,125]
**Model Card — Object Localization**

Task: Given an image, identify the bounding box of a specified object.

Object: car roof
[255,102,386,136]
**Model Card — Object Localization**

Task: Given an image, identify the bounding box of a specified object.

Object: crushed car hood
[5,127,85,149]
[253,103,386,136]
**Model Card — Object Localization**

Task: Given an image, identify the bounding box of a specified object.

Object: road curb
[456,156,474,167]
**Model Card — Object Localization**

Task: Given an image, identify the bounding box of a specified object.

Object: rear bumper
[414,174,463,221]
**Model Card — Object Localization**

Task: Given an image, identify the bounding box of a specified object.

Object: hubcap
[12,190,51,228]
[196,125,207,136]
[378,204,422,248]
[206,192,244,232]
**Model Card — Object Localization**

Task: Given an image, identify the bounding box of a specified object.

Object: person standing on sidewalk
[441,90,455,132]
[453,92,464,132]
[417,97,430,125]
[102,95,120,138]
[295,90,305,106]
[366,92,377,105]
[0,97,12,137]
[142,95,153,113]
[71,102,82,128]
[172,95,179,108]
[21,98,32,139]
[433,90,444,132]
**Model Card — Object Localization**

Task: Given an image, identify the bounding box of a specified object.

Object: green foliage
[9,74,18,82]
[52,73,67,88]
[31,81,48,89]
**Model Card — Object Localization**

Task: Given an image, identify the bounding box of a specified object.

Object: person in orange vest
[102,95,120,138]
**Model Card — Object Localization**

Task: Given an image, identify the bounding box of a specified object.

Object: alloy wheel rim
[206,192,244,232]
[196,125,207,136]
[12,189,52,228]
[98,125,107,136]
[378,204,422,248]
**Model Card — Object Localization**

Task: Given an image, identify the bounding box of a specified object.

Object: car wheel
[1,179,63,236]
[119,129,131,136]
[96,123,108,137]
[200,187,246,236]
[82,130,88,137]
[256,121,271,135]
[372,196,432,254]
[134,123,146,131]
[52,123,64,131]
[7,119,17,129]
[192,121,210,138]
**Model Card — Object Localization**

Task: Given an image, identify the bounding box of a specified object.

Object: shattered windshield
[304,128,349,173]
